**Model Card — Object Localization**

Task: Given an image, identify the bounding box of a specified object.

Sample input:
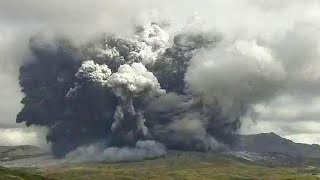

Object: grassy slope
[0,166,46,180]
[41,151,320,180]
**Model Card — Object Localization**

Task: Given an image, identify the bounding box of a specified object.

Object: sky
[0,0,320,147]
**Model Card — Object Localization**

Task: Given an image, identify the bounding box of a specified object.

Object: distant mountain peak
[231,133,320,158]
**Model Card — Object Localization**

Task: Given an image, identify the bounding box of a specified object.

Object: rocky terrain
[1,133,320,179]
[1,133,320,168]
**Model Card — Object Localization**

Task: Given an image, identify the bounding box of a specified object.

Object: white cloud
[0,127,49,150]
[240,95,320,144]
[284,134,320,145]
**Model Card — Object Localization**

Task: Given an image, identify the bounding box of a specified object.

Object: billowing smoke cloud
[185,40,286,117]
[1,0,320,162]
[16,21,229,158]
[66,140,166,163]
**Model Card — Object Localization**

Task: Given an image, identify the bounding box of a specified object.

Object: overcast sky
[0,0,320,147]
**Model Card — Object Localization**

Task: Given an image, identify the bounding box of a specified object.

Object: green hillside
[40,151,320,180]
[0,166,46,180]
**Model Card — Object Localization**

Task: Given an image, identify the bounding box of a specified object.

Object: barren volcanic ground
[2,150,320,180]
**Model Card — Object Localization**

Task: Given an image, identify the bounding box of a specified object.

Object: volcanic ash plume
[72,59,165,145]
[16,20,295,162]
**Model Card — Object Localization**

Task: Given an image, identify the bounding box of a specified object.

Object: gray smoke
[66,140,166,163]
[0,0,320,162]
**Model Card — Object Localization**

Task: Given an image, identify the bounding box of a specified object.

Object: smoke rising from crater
[1,0,320,161]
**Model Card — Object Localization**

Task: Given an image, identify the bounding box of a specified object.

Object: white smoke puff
[99,23,169,66]
[65,83,82,98]
[138,23,169,48]
[108,62,165,99]
[75,60,112,86]
[111,105,124,132]
[136,111,149,136]
[134,23,170,65]
[100,46,120,60]
[65,140,166,163]
[185,40,286,116]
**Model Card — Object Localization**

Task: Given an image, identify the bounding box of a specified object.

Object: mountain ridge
[231,132,320,158]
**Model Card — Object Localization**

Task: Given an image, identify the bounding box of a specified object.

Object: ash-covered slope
[1,133,320,168]
[231,132,320,158]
